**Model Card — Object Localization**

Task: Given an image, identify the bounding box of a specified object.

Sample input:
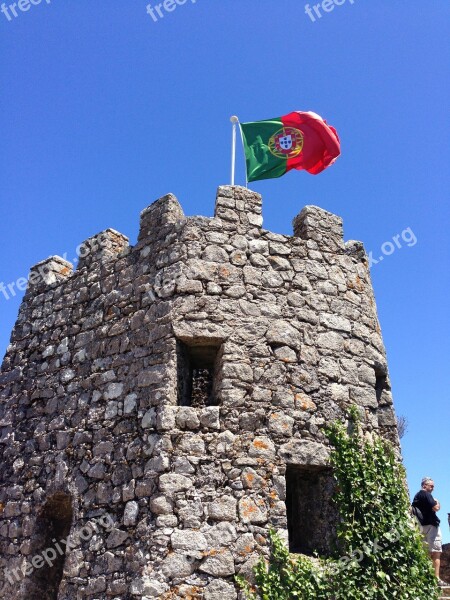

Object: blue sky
[1,2,449,540]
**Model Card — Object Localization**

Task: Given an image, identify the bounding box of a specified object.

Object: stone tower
[0,186,398,599]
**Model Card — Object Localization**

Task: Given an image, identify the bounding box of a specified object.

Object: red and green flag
[240,111,341,182]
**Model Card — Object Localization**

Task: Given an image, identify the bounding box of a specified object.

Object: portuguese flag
[240,111,341,183]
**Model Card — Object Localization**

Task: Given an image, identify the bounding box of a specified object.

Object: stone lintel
[279,440,330,467]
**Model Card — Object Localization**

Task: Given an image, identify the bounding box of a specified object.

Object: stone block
[248,437,276,460]
[238,497,268,524]
[159,474,193,494]
[208,495,237,521]
[200,549,235,576]
[279,439,330,466]
[123,501,139,526]
[171,530,207,552]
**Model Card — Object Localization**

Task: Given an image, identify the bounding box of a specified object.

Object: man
[413,477,445,585]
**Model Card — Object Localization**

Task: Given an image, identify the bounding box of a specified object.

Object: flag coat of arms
[240,111,341,182]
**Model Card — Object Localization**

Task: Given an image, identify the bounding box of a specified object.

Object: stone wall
[441,543,450,584]
[0,186,399,599]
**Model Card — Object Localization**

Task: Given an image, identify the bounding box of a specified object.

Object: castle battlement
[24,186,353,301]
[0,186,398,600]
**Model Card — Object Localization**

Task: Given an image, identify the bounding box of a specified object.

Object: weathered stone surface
[274,346,297,362]
[104,382,124,399]
[123,501,139,526]
[200,549,235,576]
[249,437,276,460]
[124,393,138,414]
[130,577,168,597]
[171,530,207,552]
[0,185,399,598]
[159,473,193,494]
[142,407,157,428]
[161,552,196,579]
[279,440,330,466]
[208,495,237,521]
[106,528,129,549]
[268,412,294,437]
[204,522,237,549]
[266,320,301,350]
[137,366,165,387]
[176,433,205,456]
[157,405,177,430]
[441,543,450,584]
[63,549,84,578]
[238,497,268,524]
[200,406,220,429]
[204,579,237,600]
[176,406,200,429]
[203,245,229,263]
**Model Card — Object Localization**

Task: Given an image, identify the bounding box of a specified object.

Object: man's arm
[422,491,440,512]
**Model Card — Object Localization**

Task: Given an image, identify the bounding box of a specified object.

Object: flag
[240,111,341,182]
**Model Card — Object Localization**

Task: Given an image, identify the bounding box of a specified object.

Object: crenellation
[138,193,185,244]
[0,185,400,599]
[77,229,129,272]
[293,205,344,253]
[27,256,73,294]
[214,186,263,232]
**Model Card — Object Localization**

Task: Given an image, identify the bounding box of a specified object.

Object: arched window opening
[375,369,387,402]
[23,492,73,600]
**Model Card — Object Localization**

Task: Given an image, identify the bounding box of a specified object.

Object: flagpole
[230,116,239,185]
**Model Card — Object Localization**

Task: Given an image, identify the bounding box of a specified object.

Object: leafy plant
[236,528,329,600]
[237,406,439,599]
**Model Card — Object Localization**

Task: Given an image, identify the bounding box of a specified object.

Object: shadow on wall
[23,492,73,600]
[286,465,338,556]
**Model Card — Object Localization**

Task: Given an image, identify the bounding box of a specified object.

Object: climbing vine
[237,407,439,599]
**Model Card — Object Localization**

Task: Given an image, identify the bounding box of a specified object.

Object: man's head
[421,477,434,492]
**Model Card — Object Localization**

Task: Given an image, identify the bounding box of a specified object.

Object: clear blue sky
[1,2,449,540]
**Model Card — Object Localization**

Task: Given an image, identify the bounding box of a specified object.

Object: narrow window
[177,340,221,407]
[375,369,387,402]
[285,466,337,556]
[23,493,73,599]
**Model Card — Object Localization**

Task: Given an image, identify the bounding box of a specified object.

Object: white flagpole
[230,116,239,185]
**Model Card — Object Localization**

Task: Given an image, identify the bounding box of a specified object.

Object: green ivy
[236,529,329,600]
[237,407,439,600]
